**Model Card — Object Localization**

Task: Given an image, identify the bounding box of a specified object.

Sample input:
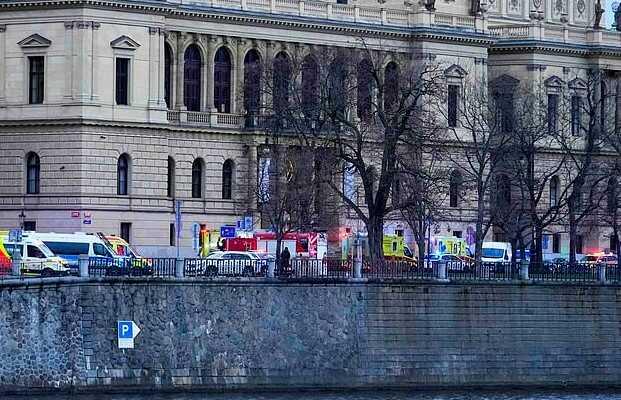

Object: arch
[214,46,232,113]
[449,169,462,208]
[26,152,40,195]
[608,177,618,214]
[222,159,235,200]
[184,44,202,112]
[384,61,399,112]
[357,58,373,120]
[117,153,130,196]
[328,56,347,117]
[167,156,175,198]
[191,158,204,199]
[549,175,559,208]
[164,43,174,109]
[273,51,291,114]
[244,49,262,114]
[302,55,320,118]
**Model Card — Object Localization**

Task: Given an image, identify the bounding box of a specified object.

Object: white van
[0,232,70,277]
[481,242,512,263]
[26,232,116,271]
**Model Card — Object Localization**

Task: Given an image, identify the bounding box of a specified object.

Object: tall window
[552,233,561,254]
[384,62,399,112]
[184,45,202,112]
[601,80,608,130]
[448,85,459,128]
[244,50,262,115]
[120,222,132,244]
[26,152,40,194]
[115,58,130,105]
[499,93,514,133]
[273,52,291,115]
[302,56,319,118]
[169,223,176,246]
[328,57,346,118]
[222,159,234,200]
[192,158,203,198]
[549,176,559,207]
[576,234,583,254]
[167,156,175,198]
[449,170,462,208]
[214,47,232,113]
[547,93,558,134]
[357,59,373,120]
[117,154,130,195]
[492,75,519,133]
[571,95,582,135]
[164,44,173,109]
[29,56,44,104]
[496,174,511,209]
[608,177,618,214]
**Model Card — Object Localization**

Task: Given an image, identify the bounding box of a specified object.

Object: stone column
[63,22,74,100]
[175,32,186,110]
[159,30,167,108]
[75,21,93,102]
[235,39,247,115]
[148,27,160,108]
[264,40,274,110]
[206,36,217,112]
[616,72,621,136]
[0,24,6,106]
[91,22,100,102]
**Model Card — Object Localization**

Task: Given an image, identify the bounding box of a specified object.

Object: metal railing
[1,256,619,285]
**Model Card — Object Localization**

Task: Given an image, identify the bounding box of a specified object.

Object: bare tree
[250,42,446,262]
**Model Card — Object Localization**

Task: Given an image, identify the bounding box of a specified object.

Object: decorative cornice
[490,39,621,59]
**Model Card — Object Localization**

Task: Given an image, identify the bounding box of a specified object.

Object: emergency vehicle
[0,231,70,276]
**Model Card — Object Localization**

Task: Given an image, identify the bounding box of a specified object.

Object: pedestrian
[281,247,291,275]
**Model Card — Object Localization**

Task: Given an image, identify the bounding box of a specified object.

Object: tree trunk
[474,195,485,264]
[417,237,426,269]
[533,225,543,266]
[367,215,384,264]
[568,209,577,266]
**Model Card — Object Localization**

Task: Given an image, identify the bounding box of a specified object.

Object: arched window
[302,56,319,118]
[384,62,399,112]
[496,174,511,209]
[164,43,173,109]
[273,51,291,114]
[328,57,346,117]
[167,156,175,198]
[214,47,232,113]
[449,170,462,208]
[192,158,204,198]
[117,154,130,196]
[26,152,40,194]
[357,59,373,120]
[222,159,234,200]
[184,45,202,112]
[244,49,262,114]
[608,177,618,214]
[550,176,559,208]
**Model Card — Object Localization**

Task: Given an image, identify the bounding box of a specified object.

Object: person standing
[281,247,291,275]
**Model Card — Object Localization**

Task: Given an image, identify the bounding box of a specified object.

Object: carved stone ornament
[576,0,585,16]
[533,0,542,9]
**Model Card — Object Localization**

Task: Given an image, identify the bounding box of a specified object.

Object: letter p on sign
[117,320,141,349]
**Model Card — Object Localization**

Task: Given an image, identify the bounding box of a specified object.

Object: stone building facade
[0,0,619,257]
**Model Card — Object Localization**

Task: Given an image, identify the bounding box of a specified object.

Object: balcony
[489,24,621,48]
[167,110,270,130]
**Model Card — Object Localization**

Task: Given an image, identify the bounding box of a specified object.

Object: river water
[6,390,621,400]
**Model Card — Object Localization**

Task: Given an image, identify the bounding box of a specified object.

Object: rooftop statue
[423,0,435,12]
[471,0,481,16]
[594,0,604,30]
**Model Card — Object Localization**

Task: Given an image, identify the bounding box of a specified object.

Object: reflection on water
[6,390,621,400]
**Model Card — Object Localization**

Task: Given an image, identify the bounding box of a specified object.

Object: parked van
[27,232,116,271]
[481,242,512,263]
[101,234,153,274]
[0,231,70,277]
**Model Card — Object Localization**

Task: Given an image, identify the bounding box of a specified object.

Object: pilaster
[0,25,6,106]
[75,21,93,102]
[91,22,100,101]
[206,36,217,112]
[63,22,74,100]
[148,27,160,108]
[175,32,186,110]
[236,38,247,115]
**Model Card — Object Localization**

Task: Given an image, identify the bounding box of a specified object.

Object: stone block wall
[0,280,620,394]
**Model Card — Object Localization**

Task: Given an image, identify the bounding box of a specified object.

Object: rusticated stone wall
[0,279,620,394]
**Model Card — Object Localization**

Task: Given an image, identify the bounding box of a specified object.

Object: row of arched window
[24,152,236,200]
[164,42,403,118]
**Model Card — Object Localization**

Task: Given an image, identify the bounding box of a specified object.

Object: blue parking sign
[118,321,133,339]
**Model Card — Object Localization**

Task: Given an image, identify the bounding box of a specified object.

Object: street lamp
[18,210,26,230]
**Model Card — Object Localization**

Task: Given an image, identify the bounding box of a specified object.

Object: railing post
[436,261,449,282]
[298,0,304,16]
[267,259,276,278]
[175,258,185,278]
[381,8,387,25]
[11,248,21,276]
[79,254,89,278]
[520,259,529,281]
[598,263,607,284]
